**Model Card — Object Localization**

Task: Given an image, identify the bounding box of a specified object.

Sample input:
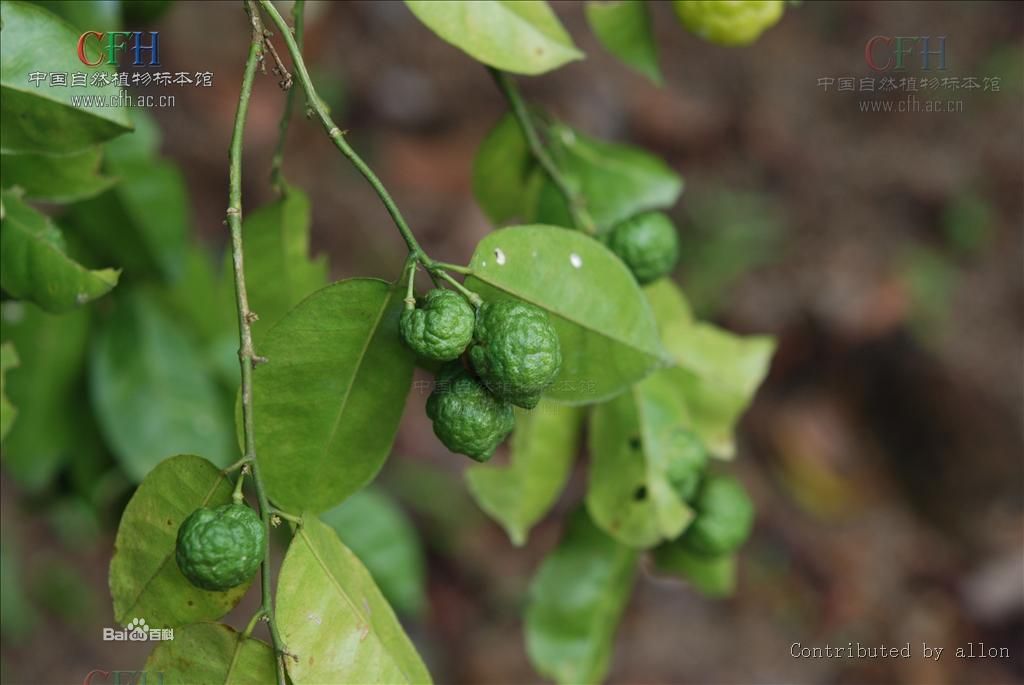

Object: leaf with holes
[109,455,253,627]
[585,1,661,84]
[0,191,119,312]
[466,400,584,545]
[586,368,702,548]
[466,225,666,404]
[276,516,432,684]
[321,487,427,617]
[144,622,276,684]
[252,278,415,513]
[525,508,637,685]
[405,0,583,75]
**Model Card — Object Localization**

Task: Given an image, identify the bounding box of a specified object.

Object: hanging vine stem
[255,0,472,287]
[269,0,304,194]
[229,4,293,684]
[488,68,597,235]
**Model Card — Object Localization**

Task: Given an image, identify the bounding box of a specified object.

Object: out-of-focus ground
[2,2,1022,684]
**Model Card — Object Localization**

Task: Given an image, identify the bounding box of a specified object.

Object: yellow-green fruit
[673,0,784,46]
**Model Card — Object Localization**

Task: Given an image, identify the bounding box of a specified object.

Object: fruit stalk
[229,5,289,684]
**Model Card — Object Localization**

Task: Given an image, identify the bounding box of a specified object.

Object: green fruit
[672,0,784,46]
[468,299,561,409]
[426,363,515,462]
[607,212,680,285]
[175,503,265,591]
[666,430,709,502]
[682,474,754,555]
[400,288,475,361]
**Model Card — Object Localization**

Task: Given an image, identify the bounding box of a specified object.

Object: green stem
[269,0,304,194]
[431,261,472,275]
[488,68,596,235]
[270,508,304,525]
[257,0,432,262]
[232,467,247,504]
[403,259,417,309]
[242,610,266,639]
[231,5,289,684]
[434,269,482,307]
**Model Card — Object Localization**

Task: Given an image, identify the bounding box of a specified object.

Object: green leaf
[90,293,234,482]
[472,113,534,224]
[650,281,774,458]
[0,342,18,442]
[585,1,661,84]
[253,278,415,513]
[276,516,432,685]
[466,400,583,545]
[0,301,90,490]
[67,114,187,282]
[0,147,115,202]
[144,623,276,684]
[231,186,328,338]
[0,1,131,154]
[526,508,637,685]
[321,487,427,617]
[405,0,583,75]
[529,125,683,234]
[466,225,666,404]
[651,543,737,597]
[109,455,253,627]
[586,369,701,548]
[0,191,119,312]
[33,0,121,31]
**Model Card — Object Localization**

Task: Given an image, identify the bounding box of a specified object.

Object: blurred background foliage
[1,1,1022,684]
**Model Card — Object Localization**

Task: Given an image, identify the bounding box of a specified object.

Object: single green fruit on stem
[682,474,754,555]
[672,0,784,47]
[426,363,515,462]
[400,288,476,361]
[175,503,265,591]
[607,211,680,285]
[469,299,562,409]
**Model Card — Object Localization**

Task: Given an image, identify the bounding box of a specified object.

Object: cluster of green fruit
[400,289,561,461]
[673,472,754,561]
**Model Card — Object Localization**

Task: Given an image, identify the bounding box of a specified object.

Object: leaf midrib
[296,524,414,684]
[318,284,392,464]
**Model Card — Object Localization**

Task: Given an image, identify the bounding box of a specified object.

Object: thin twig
[256,0,433,264]
[488,68,597,235]
[231,4,290,684]
[269,0,304,194]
